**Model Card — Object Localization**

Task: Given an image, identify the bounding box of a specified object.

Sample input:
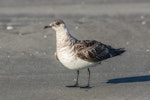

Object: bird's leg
[80,68,91,88]
[66,70,79,87]
[74,70,79,86]
[87,68,90,87]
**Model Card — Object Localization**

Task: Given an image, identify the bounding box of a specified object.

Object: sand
[0,0,150,100]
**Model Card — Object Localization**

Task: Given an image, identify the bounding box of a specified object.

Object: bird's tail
[109,48,126,57]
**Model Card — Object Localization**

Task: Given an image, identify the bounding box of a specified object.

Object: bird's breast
[57,46,95,70]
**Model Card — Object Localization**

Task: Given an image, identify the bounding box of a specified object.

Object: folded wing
[74,40,125,62]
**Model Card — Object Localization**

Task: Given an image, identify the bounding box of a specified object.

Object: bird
[44,19,125,88]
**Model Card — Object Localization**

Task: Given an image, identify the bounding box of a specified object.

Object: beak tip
[43,25,51,29]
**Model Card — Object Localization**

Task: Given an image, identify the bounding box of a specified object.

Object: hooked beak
[44,25,52,29]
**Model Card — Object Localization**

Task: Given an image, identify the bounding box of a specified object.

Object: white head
[44,19,67,32]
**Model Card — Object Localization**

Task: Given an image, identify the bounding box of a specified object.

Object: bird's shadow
[106,75,150,84]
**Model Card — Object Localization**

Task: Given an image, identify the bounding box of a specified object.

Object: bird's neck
[55,27,77,51]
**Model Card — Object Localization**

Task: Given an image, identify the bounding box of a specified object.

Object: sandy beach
[0,0,150,100]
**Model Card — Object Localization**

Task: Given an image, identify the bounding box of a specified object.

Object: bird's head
[44,19,66,31]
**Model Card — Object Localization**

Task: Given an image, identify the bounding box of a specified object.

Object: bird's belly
[57,50,94,70]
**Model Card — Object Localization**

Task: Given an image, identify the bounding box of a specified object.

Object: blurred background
[0,0,150,100]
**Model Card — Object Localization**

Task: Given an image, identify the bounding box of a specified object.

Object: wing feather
[74,40,110,62]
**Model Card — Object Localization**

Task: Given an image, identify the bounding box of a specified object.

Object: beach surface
[0,0,150,100]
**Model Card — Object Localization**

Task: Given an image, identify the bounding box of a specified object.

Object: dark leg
[75,70,79,86]
[87,68,90,86]
[66,70,79,88]
[80,68,91,88]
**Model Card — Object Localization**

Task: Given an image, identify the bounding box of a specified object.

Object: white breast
[57,47,95,70]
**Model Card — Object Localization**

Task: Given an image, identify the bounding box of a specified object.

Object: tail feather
[109,48,126,57]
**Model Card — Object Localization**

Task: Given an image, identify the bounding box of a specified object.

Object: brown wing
[74,40,111,62]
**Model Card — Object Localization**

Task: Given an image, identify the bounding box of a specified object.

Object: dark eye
[56,22,60,25]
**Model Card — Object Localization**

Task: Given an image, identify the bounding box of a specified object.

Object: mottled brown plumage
[74,40,108,62]
[73,40,125,62]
